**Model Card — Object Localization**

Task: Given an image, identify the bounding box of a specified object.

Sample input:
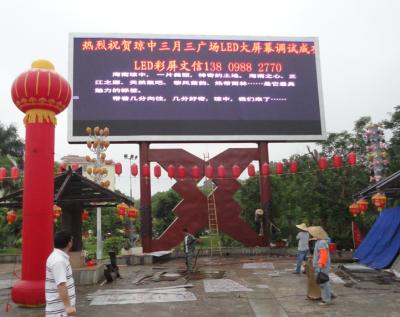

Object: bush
[103,236,127,255]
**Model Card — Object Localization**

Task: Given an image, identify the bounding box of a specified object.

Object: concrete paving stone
[0,256,399,316]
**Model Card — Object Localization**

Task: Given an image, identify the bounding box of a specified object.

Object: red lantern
[131,163,138,177]
[289,161,298,174]
[12,60,71,115]
[371,192,387,211]
[142,163,150,178]
[349,203,360,217]
[53,204,62,223]
[115,162,122,176]
[276,162,284,175]
[332,154,342,168]
[318,156,328,171]
[247,164,256,177]
[347,152,357,166]
[205,165,213,179]
[232,164,241,178]
[6,210,17,224]
[217,165,226,178]
[127,207,138,220]
[191,165,200,179]
[81,210,89,222]
[71,163,79,170]
[58,163,67,175]
[0,167,6,182]
[154,165,161,179]
[357,199,369,214]
[167,164,175,179]
[177,165,186,179]
[116,202,128,219]
[10,166,19,181]
[261,162,269,177]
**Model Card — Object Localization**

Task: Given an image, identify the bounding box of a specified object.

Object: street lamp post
[124,154,137,200]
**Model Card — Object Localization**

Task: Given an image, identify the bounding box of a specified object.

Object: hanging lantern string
[119,160,367,181]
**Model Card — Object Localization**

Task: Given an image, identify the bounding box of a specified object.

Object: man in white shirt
[45,231,76,316]
[294,223,310,274]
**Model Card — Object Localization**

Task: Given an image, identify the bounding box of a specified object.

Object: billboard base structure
[139,142,271,253]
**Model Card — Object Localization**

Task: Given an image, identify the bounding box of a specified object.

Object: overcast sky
[1,0,399,198]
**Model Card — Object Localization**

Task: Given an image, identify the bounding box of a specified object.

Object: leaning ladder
[207,191,222,256]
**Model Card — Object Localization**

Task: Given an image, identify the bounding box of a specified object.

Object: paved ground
[1,255,400,317]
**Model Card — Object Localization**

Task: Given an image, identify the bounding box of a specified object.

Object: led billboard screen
[68,34,326,142]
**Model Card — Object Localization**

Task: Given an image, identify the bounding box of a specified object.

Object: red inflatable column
[10,60,71,306]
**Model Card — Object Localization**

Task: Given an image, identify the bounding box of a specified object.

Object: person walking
[183,228,199,273]
[307,226,333,306]
[294,223,310,274]
[45,231,76,316]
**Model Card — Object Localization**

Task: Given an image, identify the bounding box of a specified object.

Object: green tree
[151,190,180,237]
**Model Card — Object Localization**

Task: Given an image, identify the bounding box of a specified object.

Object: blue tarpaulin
[354,206,400,269]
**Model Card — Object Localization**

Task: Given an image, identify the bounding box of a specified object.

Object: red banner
[352,221,364,248]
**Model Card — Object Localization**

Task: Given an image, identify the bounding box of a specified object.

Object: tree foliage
[151,190,180,237]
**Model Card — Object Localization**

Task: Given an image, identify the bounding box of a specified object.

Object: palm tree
[0,122,24,195]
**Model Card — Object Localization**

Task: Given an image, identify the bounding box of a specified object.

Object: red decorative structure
[205,165,214,178]
[349,203,360,217]
[154,164,161,179]
[289,161,298,173]
[0,167,6,182]
[357,198,369,214]
[6,210,17,224]
[177,165,186,179]
[347,152,357,166]
[53,204,61,223]
[318,156,328,171]
[131,163,138,177]
[217,164,226,178]
[142,163,150,178]
[81,209,89,222]
[191,165,200,180]
[332,154,342,168]
[167,164,175,179]
[371,192,387,211]
[138,146,270,252]
[276,162,284,175]
[115,162,122,176]
[232,164,241,178]
[116,202,128,219]
[127,206,138,220]
[10,60,71,306]
[247,163,255,177]
[58,162,67,175]
[10,166,20,181]
[261,162,269,177]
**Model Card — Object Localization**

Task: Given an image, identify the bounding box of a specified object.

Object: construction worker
[183,228,199,273]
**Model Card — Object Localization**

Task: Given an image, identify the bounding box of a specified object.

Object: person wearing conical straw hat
[294,223,310,274]
[254,209,264,235]
[308,226,333,306]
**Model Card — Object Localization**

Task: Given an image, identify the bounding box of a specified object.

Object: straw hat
[295,223,308,231]
[255,209,264,216]
[307,226,329,240]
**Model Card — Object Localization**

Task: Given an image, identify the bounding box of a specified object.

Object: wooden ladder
[207,191,222,256]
